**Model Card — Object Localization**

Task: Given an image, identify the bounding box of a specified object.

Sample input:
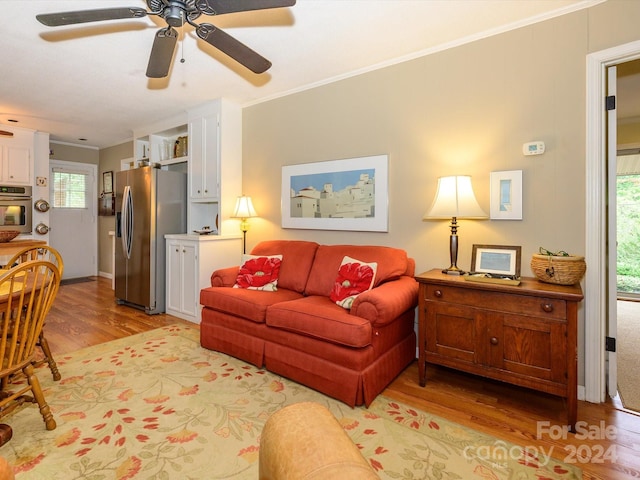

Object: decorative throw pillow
[329,256,378,309]
[234,254,283,291]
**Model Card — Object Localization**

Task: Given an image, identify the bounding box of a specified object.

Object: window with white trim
[52,171,88,209]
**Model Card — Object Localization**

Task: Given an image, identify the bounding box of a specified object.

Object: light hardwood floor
[44,277,640,479]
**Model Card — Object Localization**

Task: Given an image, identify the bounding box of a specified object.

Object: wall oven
[0,185,32,234]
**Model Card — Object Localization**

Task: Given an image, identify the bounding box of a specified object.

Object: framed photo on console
[470,244,522,278]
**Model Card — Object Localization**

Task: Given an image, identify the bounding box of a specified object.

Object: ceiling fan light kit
[36,0,296,78]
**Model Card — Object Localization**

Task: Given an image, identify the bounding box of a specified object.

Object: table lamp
[423,175,487,275]
[232,195,258,254]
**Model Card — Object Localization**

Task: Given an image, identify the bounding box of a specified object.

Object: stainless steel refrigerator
[115,166,186,314]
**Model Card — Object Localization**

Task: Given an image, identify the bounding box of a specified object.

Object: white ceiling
[2,0,603,149]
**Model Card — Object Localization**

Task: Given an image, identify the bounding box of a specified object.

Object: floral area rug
[0,324,581,479]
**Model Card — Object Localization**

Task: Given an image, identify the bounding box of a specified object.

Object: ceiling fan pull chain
[180,11,186,64]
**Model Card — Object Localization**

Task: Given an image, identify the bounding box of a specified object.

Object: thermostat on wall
[523,141,545,156]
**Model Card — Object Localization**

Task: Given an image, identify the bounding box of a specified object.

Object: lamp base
[442,266,465,276]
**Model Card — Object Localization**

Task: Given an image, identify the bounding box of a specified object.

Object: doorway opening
[611,59,640,413]
[616,159,640,299]
[614,149,640,413]
[585,39,640,406]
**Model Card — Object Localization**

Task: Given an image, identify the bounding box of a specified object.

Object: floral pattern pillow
[233,254,283,291]
[329,256,378,309]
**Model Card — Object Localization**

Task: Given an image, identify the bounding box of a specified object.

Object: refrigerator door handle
[121,185,134,260]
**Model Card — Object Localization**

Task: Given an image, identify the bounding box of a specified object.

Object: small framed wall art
[490,170,522,220]
[470,244,522,278]
[103,171,113,194]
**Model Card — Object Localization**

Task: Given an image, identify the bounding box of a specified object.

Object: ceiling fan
[36,0,296,78]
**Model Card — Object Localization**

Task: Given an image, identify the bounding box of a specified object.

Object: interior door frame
[585,39,640,403]
[606,65,618,398]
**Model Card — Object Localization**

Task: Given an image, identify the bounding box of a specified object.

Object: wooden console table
[416,269,584,430]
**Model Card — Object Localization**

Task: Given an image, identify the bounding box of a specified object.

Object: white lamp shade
[233,196,257,218]
[423,175,487,219]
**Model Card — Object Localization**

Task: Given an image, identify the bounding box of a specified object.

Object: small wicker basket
[531,252,586,285]
[0,230,20,243]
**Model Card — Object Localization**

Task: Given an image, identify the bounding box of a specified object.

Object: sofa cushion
[329,256,377,309]
[266,296,372,348]
[250,240,319,293]
[200,286,303,323]
[305,245,409,297]
[234,254,282,291]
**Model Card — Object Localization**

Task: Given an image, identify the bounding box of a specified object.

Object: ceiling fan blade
[196,24,271,73]
[146,28,178,78]
[198,0,296,15]
[36,8,148,27]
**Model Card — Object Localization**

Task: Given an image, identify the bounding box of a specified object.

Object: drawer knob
[490,337,499,345]
[434,289,443,298]
[542,303,554,313]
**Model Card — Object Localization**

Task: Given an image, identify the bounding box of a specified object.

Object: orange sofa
[199,240,418,407]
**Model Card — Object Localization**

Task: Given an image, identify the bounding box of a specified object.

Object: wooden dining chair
[3,246,63,381]
[0,260,60,431]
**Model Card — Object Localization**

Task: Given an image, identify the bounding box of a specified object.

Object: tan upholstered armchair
[259,402,379,480]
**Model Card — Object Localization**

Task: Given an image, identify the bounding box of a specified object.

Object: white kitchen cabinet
[187,99,242,235]
[188,110,218,201]
[133,99,241,236]
[165,234,242,323]
[0,126,34,185]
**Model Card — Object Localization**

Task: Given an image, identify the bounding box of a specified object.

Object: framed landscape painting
[281,155,388,231]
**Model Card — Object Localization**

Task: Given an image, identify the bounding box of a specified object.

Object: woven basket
[0,230,20,243]
[531,254,586,285]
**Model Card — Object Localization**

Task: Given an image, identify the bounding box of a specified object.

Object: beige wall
[243,11,592,275]
[619,121,640,145]
[242,1,640,387]
[49,142,99,165]
[97,141,132,277]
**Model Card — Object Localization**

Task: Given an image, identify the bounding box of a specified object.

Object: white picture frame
[281,155,389,231]
[490,170,523,220]
[471,244,522,278]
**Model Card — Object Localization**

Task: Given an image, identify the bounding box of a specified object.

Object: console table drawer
[424,284,567,320]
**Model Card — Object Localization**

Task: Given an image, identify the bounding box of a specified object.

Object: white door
[49,160,98,279]
[606,66,618,397]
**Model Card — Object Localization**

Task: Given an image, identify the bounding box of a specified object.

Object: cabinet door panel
[426,303,476,363]
[501,316,566,383]
[188,118,204,199]
[166,241,182,313]
[5,145,31,184]
[180,243,198,317]
[201,113,219,200]
[476,311,504,368]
